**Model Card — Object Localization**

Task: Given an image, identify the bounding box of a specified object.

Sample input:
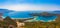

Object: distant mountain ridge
[0,9,14,13]
[52,11,60,14]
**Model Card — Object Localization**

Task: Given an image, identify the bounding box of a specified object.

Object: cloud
[0,4,60,11]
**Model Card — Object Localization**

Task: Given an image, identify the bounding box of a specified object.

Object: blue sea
[3,11,58,22]
[36,16,57,22]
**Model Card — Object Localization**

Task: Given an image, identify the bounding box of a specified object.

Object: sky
[0,0,60,11]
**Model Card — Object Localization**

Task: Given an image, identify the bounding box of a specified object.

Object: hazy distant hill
[0,9,14,13]
[53,11,60,14]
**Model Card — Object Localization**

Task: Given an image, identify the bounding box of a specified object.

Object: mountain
[53,11,60,14]
[0,9,14,13]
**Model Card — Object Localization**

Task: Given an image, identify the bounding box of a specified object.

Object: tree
[53,22,57,28]
[4,16,17,27]
[4,16,11,20]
